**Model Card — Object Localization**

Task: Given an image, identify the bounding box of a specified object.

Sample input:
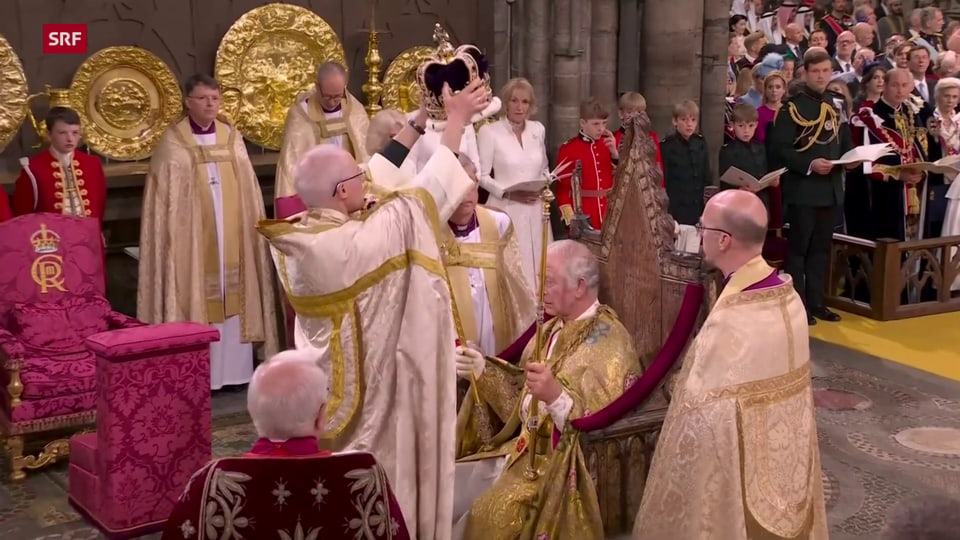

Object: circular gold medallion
[215,4,346,150]
[0,33,28,153]
[71,46,182,161]
[382,46,433,113]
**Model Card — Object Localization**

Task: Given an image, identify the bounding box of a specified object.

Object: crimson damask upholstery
[161,451,411,540]
[69,321,219,539]
[0,213,143,481]
[274,195,307,349]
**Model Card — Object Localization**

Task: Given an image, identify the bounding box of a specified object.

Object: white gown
[454,209,511,356]
[943,180,960,291]
[477,119,551,291]
[400,113,480,176]
[194,129,255,390]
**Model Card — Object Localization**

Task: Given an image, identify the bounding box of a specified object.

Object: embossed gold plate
[0,33,29,153]
[71,46,182,161]
[382,46,433,113]
[215,3,347,150]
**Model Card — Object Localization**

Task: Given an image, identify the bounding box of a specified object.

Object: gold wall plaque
[215,4,347,150]
[0,33,28,153]
[71,46,182,161]
[382,46,433,113]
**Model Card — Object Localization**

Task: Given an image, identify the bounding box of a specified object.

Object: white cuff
[545,391,574,430]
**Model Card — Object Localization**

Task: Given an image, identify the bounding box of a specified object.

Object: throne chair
[0,213,216,495]
[162,451,411,540]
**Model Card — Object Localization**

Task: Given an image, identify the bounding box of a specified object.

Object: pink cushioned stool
[68,321,219,539]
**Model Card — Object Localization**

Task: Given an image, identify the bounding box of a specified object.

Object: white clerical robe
[194,129,254,389]
[401,113,481,176]
[477,119,552,290]
[944,179,960,290]
[454,209,510,355]
[264,146,473,540]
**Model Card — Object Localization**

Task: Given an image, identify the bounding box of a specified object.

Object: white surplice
[476,119,551,290]
[944,180,960,290]
[454,209,510,355]
[401,113,480,176]
[194,129,254,389]
[300,99,344,147]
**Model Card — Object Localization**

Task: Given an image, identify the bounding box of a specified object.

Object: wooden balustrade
[825,233,960,320]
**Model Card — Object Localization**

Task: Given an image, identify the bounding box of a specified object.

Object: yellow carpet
[810,310,960,382]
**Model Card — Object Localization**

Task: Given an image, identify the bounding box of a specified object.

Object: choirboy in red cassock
[556,132,616,230]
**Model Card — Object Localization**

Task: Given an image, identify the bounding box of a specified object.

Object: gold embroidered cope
[633,257,828,539]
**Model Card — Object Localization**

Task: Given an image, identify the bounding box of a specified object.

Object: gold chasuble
[634,257,828,540]
[137,117,278,355]
[274,91,370,200]
[441,206,535,354]
[256,148,474,540]
[460,305,640,540]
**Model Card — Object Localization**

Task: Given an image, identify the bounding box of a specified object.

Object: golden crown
[31,224,61,254]
[415,24,495,121]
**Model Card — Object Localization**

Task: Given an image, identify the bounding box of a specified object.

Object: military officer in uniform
[767,48,856,326]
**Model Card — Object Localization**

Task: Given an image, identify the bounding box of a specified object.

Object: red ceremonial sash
[822,15,845,37]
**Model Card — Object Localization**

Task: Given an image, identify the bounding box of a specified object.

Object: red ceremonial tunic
[556,132,616,230]
[243,436,330,458]
[615,127,665,186]
[0,189,11,222]
[12,148,107,222]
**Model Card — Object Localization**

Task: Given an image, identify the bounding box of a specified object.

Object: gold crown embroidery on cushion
[31,224,61,254]
[415,24,495,121]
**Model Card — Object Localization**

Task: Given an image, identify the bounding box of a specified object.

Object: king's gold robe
[442,206,535,356]
[459,304,641,540]
[634,257,828,539]
[257,147,473,540]
[137,117,278,358]
[274,91,370,201]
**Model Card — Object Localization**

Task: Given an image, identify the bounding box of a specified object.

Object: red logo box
[43,24,87,54]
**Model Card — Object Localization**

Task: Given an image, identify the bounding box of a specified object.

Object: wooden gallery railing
[824,233,960,320]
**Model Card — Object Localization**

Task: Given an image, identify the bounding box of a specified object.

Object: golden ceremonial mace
[524,160,572,481]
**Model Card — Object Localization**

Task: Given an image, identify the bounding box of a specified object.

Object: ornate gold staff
[524,160,572,481]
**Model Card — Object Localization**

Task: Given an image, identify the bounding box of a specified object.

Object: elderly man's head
[366,109,405,155]
[294,145,366,213]
[544,240,600,321]
[449,154,479,226]
[247,349,329,441]
[698,190,768,276]
[315,61,348,112]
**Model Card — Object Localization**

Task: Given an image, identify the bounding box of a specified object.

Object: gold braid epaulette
[786,98,839,152]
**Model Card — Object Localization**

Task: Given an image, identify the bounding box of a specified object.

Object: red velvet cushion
[61,294,112,338]
[20,350,97,399]
[10,302,85,355]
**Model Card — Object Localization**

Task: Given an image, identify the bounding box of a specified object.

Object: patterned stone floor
[3,340,960,539]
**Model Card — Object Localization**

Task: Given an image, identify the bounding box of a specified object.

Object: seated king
[453,240,641,539]
[274,61,370,203]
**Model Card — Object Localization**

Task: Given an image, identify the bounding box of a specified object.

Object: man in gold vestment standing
[634,190,827,539]
[138,74,278,390]
[454,240,641,540]
[257,80,490,540]
[274,61,370,202]
[443,155,535,356]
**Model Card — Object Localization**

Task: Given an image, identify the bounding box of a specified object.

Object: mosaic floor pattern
[3,341,960,539]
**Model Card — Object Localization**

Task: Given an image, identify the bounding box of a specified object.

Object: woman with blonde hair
[476,77,550,289]
[933,77,960,290]
[755,71,786,142]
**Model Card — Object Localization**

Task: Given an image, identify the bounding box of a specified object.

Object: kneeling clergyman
[274,61,370,202]
[443,155,536,357]
[453,240,641,540]
[137,74,279,390]
[633,190,827,539]
[256,80,490,540]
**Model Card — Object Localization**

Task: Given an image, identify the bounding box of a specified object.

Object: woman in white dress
[933,78,960,291]
[477,78,550,290]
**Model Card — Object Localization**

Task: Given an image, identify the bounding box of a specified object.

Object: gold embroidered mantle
[460,305,641,540]
[274,91,371,200]
[257,147,475,540]
[137,117,278,356]
[441,206,536,354]
[633,258,828,539]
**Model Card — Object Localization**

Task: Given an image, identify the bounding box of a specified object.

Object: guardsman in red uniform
[614,91,664,186]
[12,107,107,223]
[556,97,617,230]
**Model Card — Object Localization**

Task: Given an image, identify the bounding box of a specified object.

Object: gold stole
[444,208,510,352]
[175,119,242,323]
[307,95,355,157]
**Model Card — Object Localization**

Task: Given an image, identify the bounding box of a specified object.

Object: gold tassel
[907,185,920,215]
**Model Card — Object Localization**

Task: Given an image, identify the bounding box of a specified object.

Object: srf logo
[43,24,87,54]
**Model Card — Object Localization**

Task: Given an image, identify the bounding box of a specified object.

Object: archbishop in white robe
[257,146,474,540]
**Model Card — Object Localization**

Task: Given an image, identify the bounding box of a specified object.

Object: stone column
[549,0,585,157]
[590,0,620,126]
[700,0,734,180]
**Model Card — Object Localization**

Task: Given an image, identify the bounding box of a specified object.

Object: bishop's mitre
[415,23,501,122]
